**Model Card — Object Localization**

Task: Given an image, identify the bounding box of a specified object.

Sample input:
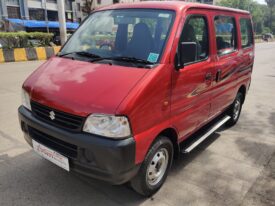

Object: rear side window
[214,16,237,55]
[240,18,253,48]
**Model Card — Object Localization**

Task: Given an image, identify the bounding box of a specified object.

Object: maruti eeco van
[19,2,254,196]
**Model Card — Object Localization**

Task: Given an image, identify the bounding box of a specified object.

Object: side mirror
[175,42,197,71]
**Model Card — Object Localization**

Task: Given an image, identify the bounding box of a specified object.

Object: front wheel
[130,136,173,196]
[226,92,243,126]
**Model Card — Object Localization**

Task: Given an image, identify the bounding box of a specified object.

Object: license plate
[32,140,70,171]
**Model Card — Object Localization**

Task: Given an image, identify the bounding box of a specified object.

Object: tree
[265,0,275,32]
[218,0,270,34]
[218,0,252,10]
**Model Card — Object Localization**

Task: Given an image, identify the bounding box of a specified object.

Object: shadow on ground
[0,131,221,206]
[0,111,274,206]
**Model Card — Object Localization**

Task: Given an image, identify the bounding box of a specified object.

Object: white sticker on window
[158,13,170,18]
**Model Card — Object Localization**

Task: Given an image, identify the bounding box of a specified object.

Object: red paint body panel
[22,2,254,165]
[116,64,173,163]
[24,57,148,116]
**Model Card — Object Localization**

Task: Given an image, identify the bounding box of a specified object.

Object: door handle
[216,69,222,82]
[205,73,212,81]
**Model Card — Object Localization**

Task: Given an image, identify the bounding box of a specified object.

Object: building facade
[89,0,215,10]
[184,0,214,4]
[0,0,78,22]
[0,0,216,24]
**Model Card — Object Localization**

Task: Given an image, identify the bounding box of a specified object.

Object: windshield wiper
[112,56,154,65]
[58,51,101,59]
[90,56,153,65]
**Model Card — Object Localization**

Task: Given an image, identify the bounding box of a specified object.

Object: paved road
[0,42,275,206]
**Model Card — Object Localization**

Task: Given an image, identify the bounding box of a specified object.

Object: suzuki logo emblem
[49,111,55,120]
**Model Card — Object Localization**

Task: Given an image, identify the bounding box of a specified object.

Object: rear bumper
[18,106,140,185]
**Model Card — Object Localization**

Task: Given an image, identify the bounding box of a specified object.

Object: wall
[0,46,61,63]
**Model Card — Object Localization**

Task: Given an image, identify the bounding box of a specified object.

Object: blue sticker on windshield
[147,53,159,63]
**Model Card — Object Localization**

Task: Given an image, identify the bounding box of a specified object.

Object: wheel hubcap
[146,148,169,186]
[233,99,241,120]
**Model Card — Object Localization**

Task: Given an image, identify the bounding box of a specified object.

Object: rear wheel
[227,92,243,126]
[130,136,173,196]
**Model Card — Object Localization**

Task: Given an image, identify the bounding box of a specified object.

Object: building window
[66,12,73,22]
[29,9,44,20]
[47,10,58,21]
[7,6,20,18]
[46,0,57,3]
[66,0,73,11]
[77,3,81,11]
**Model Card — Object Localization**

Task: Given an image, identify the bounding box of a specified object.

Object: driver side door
[171,12,214,141]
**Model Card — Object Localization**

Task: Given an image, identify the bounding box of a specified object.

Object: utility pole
[57,0,67,45]
[42,0,49,33]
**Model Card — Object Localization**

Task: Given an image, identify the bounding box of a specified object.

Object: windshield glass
[60,9,175,64]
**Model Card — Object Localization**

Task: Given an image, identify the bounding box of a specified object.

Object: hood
[23,57,149,116]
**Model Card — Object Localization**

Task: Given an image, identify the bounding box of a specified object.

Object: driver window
[179,15,209,65]
[214,16,237,55]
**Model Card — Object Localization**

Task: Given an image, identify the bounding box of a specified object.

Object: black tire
[130,136,173,197]
[226,92,244,126]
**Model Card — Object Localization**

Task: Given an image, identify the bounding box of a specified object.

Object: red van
[19,2,254,196]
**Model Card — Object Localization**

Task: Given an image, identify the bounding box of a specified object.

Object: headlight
[21,88,31,111]
[83,114,131,139]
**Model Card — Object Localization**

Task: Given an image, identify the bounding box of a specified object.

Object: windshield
[60,9,175,65]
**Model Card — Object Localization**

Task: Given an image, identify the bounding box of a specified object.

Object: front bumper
[18,106,139,185]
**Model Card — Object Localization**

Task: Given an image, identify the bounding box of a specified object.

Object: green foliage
[0,32,54,49]
[218,0,251,10]
[189,17,205,40]
[265,0,275,7]
[265,0,275,32]
[263,27,271,33]
[217,0,274,34]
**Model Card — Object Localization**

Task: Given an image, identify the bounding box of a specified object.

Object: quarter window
[240,18,253,48]
[214,16,237,55]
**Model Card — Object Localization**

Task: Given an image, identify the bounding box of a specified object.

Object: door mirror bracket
[175,52,184,71]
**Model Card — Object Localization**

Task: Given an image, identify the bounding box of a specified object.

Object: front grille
[29,127,77,159]
[31,101,84,131]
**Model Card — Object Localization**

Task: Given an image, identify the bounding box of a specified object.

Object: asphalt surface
[0,42,275,206]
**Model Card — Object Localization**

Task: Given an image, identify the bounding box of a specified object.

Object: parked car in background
[19,2,254,196]
[262,33,273,42]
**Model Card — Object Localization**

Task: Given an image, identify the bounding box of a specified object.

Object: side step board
[181,115,231,154]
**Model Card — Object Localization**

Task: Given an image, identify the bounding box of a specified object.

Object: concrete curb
[0,46,61,63]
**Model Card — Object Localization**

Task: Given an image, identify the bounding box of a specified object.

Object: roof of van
[97,1,250,15]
